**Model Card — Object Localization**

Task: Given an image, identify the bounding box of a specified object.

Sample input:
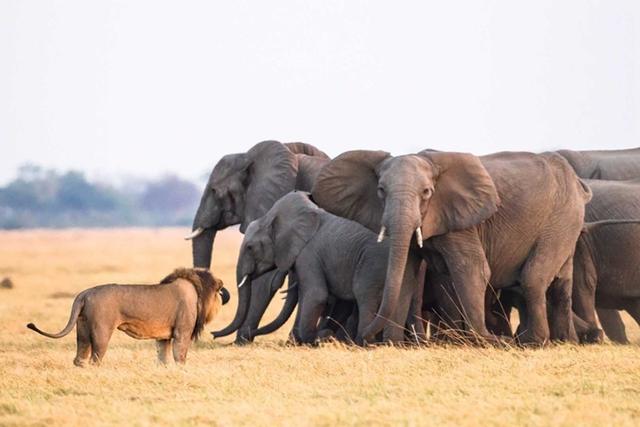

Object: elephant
[556,148,640,340]
[571,179,640,344]
[211,192,424,344]
[489,179,640,344]
[312,150,591,345]
[556,147,640,180]
[187,140,329,343]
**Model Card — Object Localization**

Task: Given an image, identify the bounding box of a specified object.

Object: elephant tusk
[416,227,423,248]
[184,227,204,240]
[238,275,249,288]
[377,226,386,243]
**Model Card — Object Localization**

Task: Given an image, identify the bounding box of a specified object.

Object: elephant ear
[284,142,330,160]
[418,151,500,237]
[241,141,299,232]
[271,200,321,271]
[312,150,390,232]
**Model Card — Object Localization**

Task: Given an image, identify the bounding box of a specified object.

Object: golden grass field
[1,228,639,426]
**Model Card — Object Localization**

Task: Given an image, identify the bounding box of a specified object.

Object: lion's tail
[27,290,88,339]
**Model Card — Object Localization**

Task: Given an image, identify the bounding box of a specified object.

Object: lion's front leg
[171,333,191,364]
[156,339,172,364]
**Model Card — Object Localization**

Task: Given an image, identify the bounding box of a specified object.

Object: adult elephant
[556,147,640,340]
[556,147,640,180]
[187,140,329,343]
[572,179,640,344]
[312,150,591,344]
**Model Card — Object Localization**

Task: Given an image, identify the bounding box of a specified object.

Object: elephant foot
[317,328,336,340]
[234,335,254,346]
[578,328,604,344]
[515,329,549,348]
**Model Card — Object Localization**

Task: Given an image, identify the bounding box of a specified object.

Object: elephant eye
[377,187,385,199]
[423,188,433,199]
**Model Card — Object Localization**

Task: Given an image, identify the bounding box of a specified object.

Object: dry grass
[1,228,639,426]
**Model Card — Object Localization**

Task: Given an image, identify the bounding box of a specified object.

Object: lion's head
[159,268,224,340]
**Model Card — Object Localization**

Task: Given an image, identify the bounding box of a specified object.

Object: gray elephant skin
[211,192,424,344]
[557,147,640,180]
[312,150,591,344]
[571,179,640,343]
[556,148,640,342]
[188,140,329,343]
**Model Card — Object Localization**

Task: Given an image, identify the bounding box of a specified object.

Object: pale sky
[1,1,639,184]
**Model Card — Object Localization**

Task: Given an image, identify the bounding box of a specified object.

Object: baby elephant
[27,268,227,366]
[213,191,423,344]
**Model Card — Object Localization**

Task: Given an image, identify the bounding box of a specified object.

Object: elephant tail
[27,289,88,338]
[578,179,593,203]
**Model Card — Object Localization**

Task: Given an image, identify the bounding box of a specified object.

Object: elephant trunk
[192,228,217,268]
[190,191,223,268]
[211,275,252,338]
[361,201,418,342]
[252,278,299,337]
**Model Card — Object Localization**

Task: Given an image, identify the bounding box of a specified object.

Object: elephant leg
[518,234,584,346]
[296,291,328,344]
[519,261,553,345]
[572,244,601,342]
[295,269,328,344]
[356,296,379,345]
[337,305,358,342]
[547,257,578,343]
[288,305,303,344]
[485,288,513,337]
[436,232,492,341]
[318,298,353,337]
[235,270,283,344]
[625,301,640,335]
[405,262,427,342]
[597,308,629,344]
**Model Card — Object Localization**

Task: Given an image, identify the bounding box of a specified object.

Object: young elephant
[212,192,424,344]
[27,268,227,366]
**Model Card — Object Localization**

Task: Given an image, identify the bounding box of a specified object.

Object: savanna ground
[0,228,639,426]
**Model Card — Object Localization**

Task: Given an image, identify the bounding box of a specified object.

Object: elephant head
[187,140,328,269]
[212,192,321,338]
[312,150,499,340]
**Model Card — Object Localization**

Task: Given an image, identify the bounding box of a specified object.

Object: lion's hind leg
[156,339,172,364]
[73,317,92,367]
[89,322,114,366]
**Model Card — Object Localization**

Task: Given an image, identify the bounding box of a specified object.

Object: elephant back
[285,142,330,160]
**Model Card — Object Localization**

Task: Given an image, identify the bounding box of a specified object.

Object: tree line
[0,165,201,229]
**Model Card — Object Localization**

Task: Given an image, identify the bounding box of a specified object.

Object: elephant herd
[187,141,640,346]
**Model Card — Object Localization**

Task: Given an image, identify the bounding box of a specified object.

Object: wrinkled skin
[27,269,224,366]
[571,179,640,343]
[212,192,424,344]
[556,149,640,342]
[557,148,640,180]
[190,141,329,343]
[492,179,640,344]
[313,150,591,345]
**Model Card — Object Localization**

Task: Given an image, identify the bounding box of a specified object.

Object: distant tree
[0,165,200,228]
[56,171,119,211]
[140,175,199,213]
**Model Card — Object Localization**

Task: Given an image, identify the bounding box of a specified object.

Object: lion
[27,268,228,366]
